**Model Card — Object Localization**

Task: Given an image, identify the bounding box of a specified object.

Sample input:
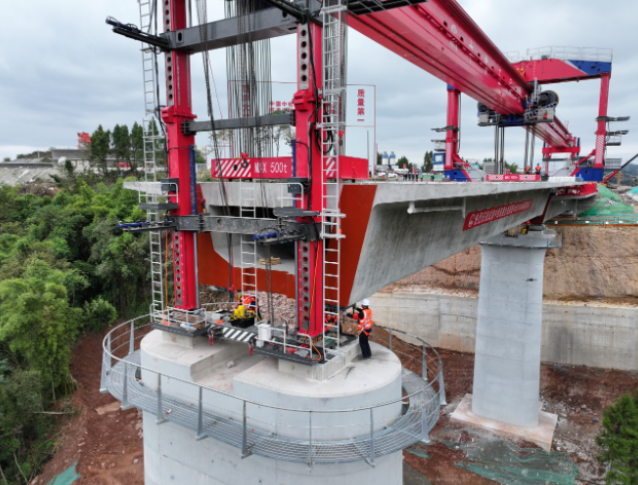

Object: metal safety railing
[506,46,613,63]
[101,315,445,466]
[549,215,638,226]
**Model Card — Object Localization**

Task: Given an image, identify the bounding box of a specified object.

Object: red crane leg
[293,23,325,338]
[163,0,198,310]
[445,86,460,171]
[594,73,611,169]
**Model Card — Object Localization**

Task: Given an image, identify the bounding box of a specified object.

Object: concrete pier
[139,331,404,485]
[470,227,561,428]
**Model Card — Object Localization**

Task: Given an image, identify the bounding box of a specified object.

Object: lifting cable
[228,0,277,322]
[195,0,236,299]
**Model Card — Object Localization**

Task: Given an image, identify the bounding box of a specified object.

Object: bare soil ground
[34,328,145,485]
[406,345,638,484]
[35,326,638,484]
[384,226,638,300]
[17,181,59,197]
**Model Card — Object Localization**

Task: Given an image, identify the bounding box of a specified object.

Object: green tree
[0,260,80,387]
[505,161,519,174]
[195,147,206,165]
[0,171,145,481]
[377,152,382,165]
[597,391,638,484]
[0,363,50,483]
[112,124,131,166]
[148,119,166,167]
[112,124,122,161]
[130,122,144,175]
[90,125,111,175]
[83,297,117,331]
[422,150,433,173]
[397,156,412,170]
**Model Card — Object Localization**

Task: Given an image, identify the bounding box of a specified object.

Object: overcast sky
[1,0,636,166]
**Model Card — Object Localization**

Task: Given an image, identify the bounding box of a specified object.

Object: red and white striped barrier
[211,155,370,180]
[211,157,293,179]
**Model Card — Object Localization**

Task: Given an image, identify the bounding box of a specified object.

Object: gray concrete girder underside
[199,181,585,304]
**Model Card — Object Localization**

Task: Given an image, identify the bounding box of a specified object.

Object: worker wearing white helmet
[347,298,373,359]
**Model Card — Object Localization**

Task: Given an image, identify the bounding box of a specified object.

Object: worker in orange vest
[525,165,531,175]
[324,313,343,333]
[347,299,373,359]
[237,292,261,319]
[535,163,541,175]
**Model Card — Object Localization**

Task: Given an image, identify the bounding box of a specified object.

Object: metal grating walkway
[103,329,442,465]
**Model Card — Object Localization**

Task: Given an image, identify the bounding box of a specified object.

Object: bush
[596,390,638,484]
[0,169,149,481]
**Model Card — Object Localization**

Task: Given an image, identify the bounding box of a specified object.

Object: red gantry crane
[108,0,624,363]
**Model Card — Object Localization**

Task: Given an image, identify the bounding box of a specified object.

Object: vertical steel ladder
[239,177,259,306]
[321,0,347,356]
[139,0,165,319]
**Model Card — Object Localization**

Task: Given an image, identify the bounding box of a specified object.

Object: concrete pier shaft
[472,227,561,428]
[139,331,404,484]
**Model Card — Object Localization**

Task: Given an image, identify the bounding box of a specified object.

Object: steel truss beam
[160,0,427,54]
[183,112,294,134]
[160,7,304,53]
[176,214,317,239]
[122,214,319,240]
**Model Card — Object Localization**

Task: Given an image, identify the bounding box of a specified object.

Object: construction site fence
[100,312,445,465]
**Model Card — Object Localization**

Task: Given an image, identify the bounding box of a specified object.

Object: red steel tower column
[594,73,611,170]
[161,0,198,310]
[293,22,325,337]
[445,86,460,171]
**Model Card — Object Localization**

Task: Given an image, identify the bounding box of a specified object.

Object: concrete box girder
[192,180,586,305]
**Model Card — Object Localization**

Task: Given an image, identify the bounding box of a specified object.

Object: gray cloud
[1,0,636,168]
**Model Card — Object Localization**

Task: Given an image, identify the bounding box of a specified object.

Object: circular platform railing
[100,312,445,466]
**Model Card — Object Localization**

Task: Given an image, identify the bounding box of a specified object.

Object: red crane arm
[348,0,528,114]
[525,116,572,150]
[347,0,573,149]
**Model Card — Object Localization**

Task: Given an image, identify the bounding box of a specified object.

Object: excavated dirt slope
[384,226,638,298]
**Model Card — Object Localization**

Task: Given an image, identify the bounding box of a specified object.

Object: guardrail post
[367,408,376,467]
[129,320,135,355]
[389,328,393,351]
[422,345,428,382]
[438,369,447,406]
[196,386,205,440]
[241,401,250,458]
[307,411,313,469]
[121,363,130,410]
[421,391,431,444]
[100,333,111,393]
[156,374,165,424]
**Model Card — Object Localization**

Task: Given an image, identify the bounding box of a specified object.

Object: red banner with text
[463,199,533,231]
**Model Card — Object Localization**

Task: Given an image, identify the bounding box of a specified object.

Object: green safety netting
[578,184,634,216]
[406,446,430,459]
[46,462,80,485]
[440,435,579,485]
